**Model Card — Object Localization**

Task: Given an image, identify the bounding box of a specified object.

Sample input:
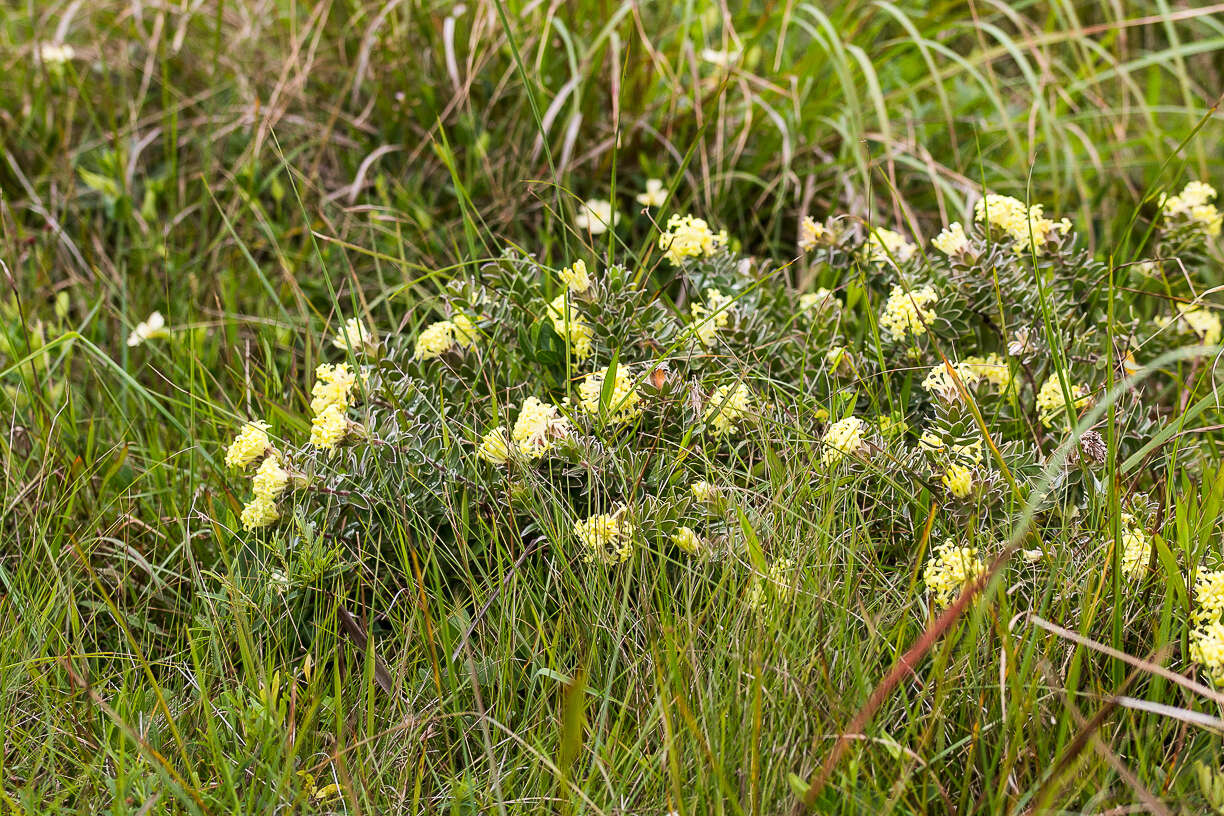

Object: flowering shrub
[222,184,1224,683]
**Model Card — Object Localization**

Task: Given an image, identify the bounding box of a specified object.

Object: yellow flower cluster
[799,288,837,312]
[1175,303,1222,347]
[921,354,1011,400]
[670,526,704,555]
[798,216,825,252]
[558,260,592,293]
[1191,569,1224,684]
[974,193,1067,253]
[941,463,973,498]
[704,382,752,436]
[310,363,357,450]
[879,284,938,341]
[1191,622,1224,685]
[225,421,272,470]
[865,228,916,265]
[1160,181,1222,237]
[547,294,594,360]
[691,480,719,503]
[691,288,733,347]
[923,541,986,609]
[476,425,511,465]
[579,365,642,424]
[1035,376,1092,429]
[413,314,477,361]
[821,416,866,466]
[574,507,635,564]
[747,558,795,609]
[659,214,728,266]
[332,317,376,354]
[241,455,290,530]
[512,396,570,459]
[931,222,969,256]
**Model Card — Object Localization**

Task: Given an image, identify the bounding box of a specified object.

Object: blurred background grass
[3,0,1224,812]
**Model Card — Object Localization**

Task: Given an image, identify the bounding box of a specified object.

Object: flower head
[1035,376,1092,429]
[310,363,357,415]
[225,421,272,470]
[579,366,642,424]
[923,541,986,609]
[691,481,719,503]
[332,317,376,354]
[865,228,916,265]
[39,42,76,65]
[659,214,728,266]
[127,311,170,347]
[704,382,752,436]
[252,455,289,502]
[798,216,825,252]
[309,403,349,450]
[799,288,837,313]
[558,260,592,293]
[821,416,866,466]
[476,425,512,465]
[671,526,704,555]
[512,397,570,459]
[747,558,795,609]
[413,320,457,360]
[932,222,970,256]
[1120,527,1149,578]
[691,288,733,347]
[636,179,668,208]
[575,508,635,564]
[1194,570,1224,626]
[974,193,1060,253]
[1191,621,1224,684]
[575,199,620,235]
[942,463,973,498]
[1174,303,1222,347]
[240,495,279,530]
[879,285,938,342]
[1160,181,1222,237]
[547,294,594,360]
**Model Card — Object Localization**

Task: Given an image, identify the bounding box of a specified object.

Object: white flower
[635,179,668,208]
[574,199,620,235]
[127,312,170,347]
[39,42,76,65]
[699,48,741,68]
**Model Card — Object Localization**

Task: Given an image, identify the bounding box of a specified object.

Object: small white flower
[39,42,76,65]
[127,311,170,347]
[574,199,620,235]
[635,179,668,208]
[700,48,741,68]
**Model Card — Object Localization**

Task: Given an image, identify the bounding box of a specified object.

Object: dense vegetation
[3,1,1224,812]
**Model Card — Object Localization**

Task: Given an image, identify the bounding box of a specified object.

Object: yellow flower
[636,179,668,208]
[309,403,349,450]
[965,354,1012,390]
[821,416,866,465]
[579,366,642,424]
[879,284,938,341]
[310,363,356,415]
[413,320,457,360]
[127,311,170,347]
[799,288,837,312]
[1120,527,1149,577]
[476,425,511,465]
[690,288,733,347]
[240,495,279,530]
[798,216,824,252]
[558,259,592,293]
[1160,181,1222,237]
[1194,570,1224,626]
[659,214,728,266]
[704,382,752,436]
[671,526,704,555]
[547,294,594,360]
[864,228,916,265]
[691,480,719,503]
[225,421,272,470]
[574,199,620,234]
[974,193,1059,253]
[1175,303,1222,347]
[1035,376,1092,429]
[252,456,289,502]
[923,541,986,609]
[1191,621,1224,684]
[942,463,973,498]
[918,430,945,454]
[747,558,795,609]
[452,313,478,348]
[574,507,634,564]
[932,222,969,256]
[331,317,376,354]
[512,396,570,459]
